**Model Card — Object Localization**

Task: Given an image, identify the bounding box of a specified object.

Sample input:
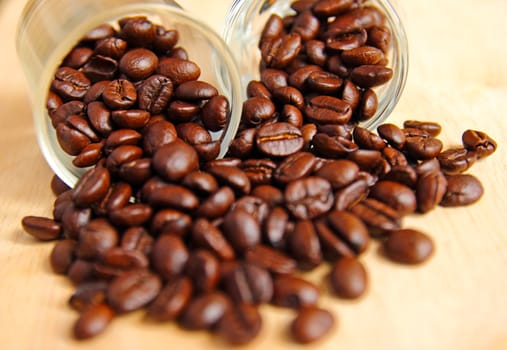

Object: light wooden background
[1,0,506,349]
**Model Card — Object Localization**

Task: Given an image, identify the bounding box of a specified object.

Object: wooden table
[1,0,506,349]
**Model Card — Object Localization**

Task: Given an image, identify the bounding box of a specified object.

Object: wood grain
[1,0,506,349]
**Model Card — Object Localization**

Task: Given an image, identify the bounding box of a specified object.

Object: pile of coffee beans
[21,1,498,346]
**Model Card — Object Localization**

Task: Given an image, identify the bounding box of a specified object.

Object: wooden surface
[1,0,507,349]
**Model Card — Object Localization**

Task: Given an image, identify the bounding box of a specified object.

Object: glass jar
[222,0,409,130]
[16,0,243,187]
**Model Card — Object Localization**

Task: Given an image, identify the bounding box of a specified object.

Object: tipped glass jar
[223,0,408,130]
[17,0,243,186]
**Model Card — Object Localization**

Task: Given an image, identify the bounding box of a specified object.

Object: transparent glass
[17,0,243,187]
[223,0,409,130]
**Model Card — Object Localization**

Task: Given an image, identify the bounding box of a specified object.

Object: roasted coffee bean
[63,47,94,68]
[324,210,369,254]
[22,216,62,241]
[94,182,132,216]
[61,205,92,240]
[51,67,91,100]
[111,109,150,129]
[315,159,359,189]
[256,122,304,157]
[240,158,277,186]
[242,96,276,125]
[259,14,284,47]
[383,165,418,188]
[82,55,118,82]
[118,158,152,185]
[153,141,199,182]
[377,123,406,149]
[350,198,402,236]
[228,128,257,157]
[156,57,200,85]
[342,45,384,66]
[72,166,110,207]
[247,80,272,99]
[353,126,386,150]
[207,165,251,195]
[216,303,262,345]
[106,145,143,174]
[350,65,393,88]
[137,74,173,114]
[107,269,161,313]
[233,196,269,223]
[356,88,378,121]
[289,220,322,269]
[301,123,318,150]
[68,259,95,285]
[370,180,417,215]
[119,48,158,81]
[263,206,291,249]
[87,101,113,136]
[440,174,484,207]
[340,80,360,112]
[437,148,477,175]
[194,140,221,163]
[348,149,390,177]
[272,275,320,309]
[251,185,284,208]
[56,123,91,156]
[280,104,304,128]
[304,40,326,66]
[109,204,152,227]
[196,186,235,219]
[174,80,218,101]
[314,219,354,260]
[288,64,322,90]
[329,257,367,299]
[69,281,108,312]
[76,218,118,260]
[462,129,497,158]
[121,226,153,256]
[153,26,178,53]
[166,100,200,123]
[120,16,156,47]
[326,6,385,34]
[326,28,367,51]
[367,26,391,52]
[305,95,352,125]
[73,142,104,168]
[404,136,443,160]
[147,184,199,211]
[141,120,177,156]
[416,158,441,177]
[50,239,76,274]
[290,306,335,344]
[273,86,305,109]
[191,218,235,261]
[94,247,149,279]
[169,47,189,60]
[245,244,297,275]
[84,81,109,104]
[260,68,288,92]
[274,152,317,184]
[306,70,342,94]
[94,37,127,59]
[223,263,273,304]
[201,95,229,131]
[151,235,188,280]
[262,33,302,69]
[65,115,99,142]
[73,304,114,340]
[150,209,191,236]
[403,120,441,137]
[383,229,434,265]
[102,79,137,110]
[416,171,447,213]
[285,176,334,219]
[291,11,320,41]
[182,171,218,196]
[46,91,63,117]
[184,250,220,293]
[179,292,230,330]
[223,208,261,253]
[147,277,193,321]
[382,146,408,167]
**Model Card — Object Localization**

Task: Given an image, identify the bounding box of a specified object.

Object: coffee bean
[403,120,441,137]
[353,126,386,150]
[462,129,497,159]
[76,218,118,260]
[262,33,302,69]
[290,306,335,344]
[150,209,192,236]
[119,16,156,47]
[156,57,201,85]
[153,141,199,182]
[94,182,132,216]
[121,226,153,256]
[147,184,199,211]
[137,74,173,114]
[274,152,317,184]
[215,303,262,345]
[109,203,152,227]
[383,229,434,265]
[404,136,443,160]
[84,81,109,104]
[272,275,320,309]
[82,55,118,82]
[147,277,193,321]
[223,208,261,253]
[382,146,408,167]
[440,174,484,207]
[22,216,62,241]
[289,220,322,269]
[327,6,385,34]
[247,80,272,99]
[119,48,158,81]
[179,292,230,330]
[281,104,304,128]
[107,269,161,313]
[305,95,352,124]
[315,159,359,189]
[72,166,111,207]
[141,120,177,156]
[251,185,284,208]
[63,47,94,68]
[370,180,417,215]
[416,158,441,177]
[291,11,320,41]
[73,142,104,168]
[73,304,114,340]
[329,257,367,299]
[104,129,141,153]
[196,186,235,219]
[377,123,406,149]
[273,86,305,109]
[245,244,297,274]
[61,205,92,240]
[367,26,391,52]
[350,65,393,88]
[201,95,229,131]
[241,158,277,186]
[182,171,218,196]
[167,100,200,123]
[191,218,235,261]
[50,239,76,274]
[153,26,179,53]
[207,165,251,195]
[151,235,188,280]
[68,259,95,285]
[174,80,218,101]
[242,96,276,125]
[184,250,220,293]
[285,176,334,220]
[305,40,327,66]
[288,64,322,90]
[56,123,91,156]
[416,171,447,213]
[95,37,127,59]
[324,210,369,254]
[437,147,477,175]
[223,262,273,304]
[348,149,390,177]
[233,195,269,223]
[51,67,91,100]
[260,68,288,92]
[356,88,378,121]
[326,27,367,51]
[102,79,137,110]
[350,198,402,236]
[383,165,418,188]
[69,281,108,312]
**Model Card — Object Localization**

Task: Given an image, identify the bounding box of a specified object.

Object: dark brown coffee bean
[156,57,200,85]
[315,159,359,189]
[22,216,62,241]
[106,145,143,174]
[191,218,235,261]
[288,65,321,90]
[137,74,173,114]
[367,26,391,52]
[327,6,385,34]
[272,275,320,309]
[314,219,354,260]
[404,136,443,160]
[403,120,441,137]
[285,176,334,220]
[147,277,193,321]
[416,171,448,213]
[67,259,94,285]
[349,198,402,236]
[174,80,218,101]
[83,80,109,104]
[63,47,94,68]
[50,239,76,274]
[166,100,200,123]
[312,0,354,16]
[462,129,497,159]
[233,196,269,223]
[56,123,91,156]
[201,95,229,131]
[119,16,156,47]
[73,142,104,168]
[121,226,153,256]
[182,171,218,196]
[141,120,177,156]
[153,26,178,53]
[377,123,406,149]
[240,158,277,186]
[304,40,326,66]
[274,152,317,184]
[440,174,484,207]
[82,55,118,82]
[46,91,63,116]
[437,148,477,175]
[69,281,108,312]
[273,86,305,109]
[109,204,152,227]
[196,186,235,219]
[76,218,118,260]
[382,147,409,168]
[72,166,110,207]
[168,47,189,60]
[119,48,158,80]
[65,115,99,142]
[52,189,72,220]
[260,68,288,92]
[326,28,367,51]
[242,96,276,125]
[256,122,304,157]
[179,292,230,330]
[228,128,257,158]
[110,109,150,130]
[291,10,320,41]
[102,79,137,110]
[305,95,352,125]
[356,88,378,121]
[289,220,322,269]
[73,304,114,340]
[51,67,91,100]
[306,70,342,94]
[61,205,92,240]
[94,37,127,59]
[263,33,302,69]
[259,14,284,47]
[290,306,335,344]
[348,149,390,177]
[279,104,303,128]
[94,248,149,279]
[223,208,261,253]
[94,182,132,216]
[147,184,199,211]
[83,23,115,41]
[263,206,290,249]
[350,65,393,88]
[370,180,417,215]
[107,269,161,313]
[184,250,220,293]
[245,244,297,275]
[151,235,188,280]
[342,45,384,66]
[216,303,262,345]
[153,140,199,182]
[383,165,418,188]
[86,101,112,136]
[223,263,273,304]
[353,126,386,150]
[324,210,369,254]
[301,123,318,150]
[251,185,284,208]
[118,158,152,185]
[150,209,191,236]
[247,80,272,99]
[383,229,434,265]
[329,257,367,299]
[416,158,441,177]
[207,165,251,195]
